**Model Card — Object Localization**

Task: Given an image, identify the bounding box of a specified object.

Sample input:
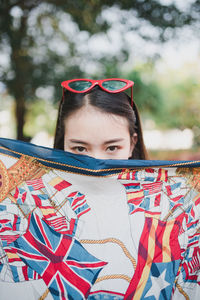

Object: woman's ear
[129,133,138,158]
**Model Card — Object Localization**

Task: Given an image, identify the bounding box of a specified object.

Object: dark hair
[54,86,148,159]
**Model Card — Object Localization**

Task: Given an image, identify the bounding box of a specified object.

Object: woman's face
[64,105,137,160]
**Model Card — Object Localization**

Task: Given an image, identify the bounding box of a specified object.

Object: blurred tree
[0,0,199,140]
[160,77,200,129]
[126,69,163,115]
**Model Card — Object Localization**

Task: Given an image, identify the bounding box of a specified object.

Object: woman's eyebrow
[104,138,124,145]
[69,139,88,145]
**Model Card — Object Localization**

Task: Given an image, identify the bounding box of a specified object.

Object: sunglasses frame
[61,78,134,107]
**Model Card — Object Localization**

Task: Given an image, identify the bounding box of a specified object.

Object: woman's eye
[107,146,118,152]
[73,146,87,153]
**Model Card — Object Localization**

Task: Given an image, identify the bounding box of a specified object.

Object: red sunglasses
[61,78,134,107]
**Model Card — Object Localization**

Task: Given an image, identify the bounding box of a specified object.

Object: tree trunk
[15,96,26,141]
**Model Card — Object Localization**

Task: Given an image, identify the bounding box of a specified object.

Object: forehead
[64,106,130,141]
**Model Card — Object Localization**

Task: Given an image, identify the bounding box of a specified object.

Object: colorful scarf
[0,138,199,300]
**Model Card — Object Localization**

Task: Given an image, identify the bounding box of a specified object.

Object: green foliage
[158,76,200,129]
[126,69,163,115]
[0,0,199,139]
[24,99,57,137]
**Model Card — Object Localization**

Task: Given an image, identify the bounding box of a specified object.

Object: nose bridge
[93,80,100,87]
[90,148,103,159]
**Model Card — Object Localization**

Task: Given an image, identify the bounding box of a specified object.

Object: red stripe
[153,221,165,263]
[13,187,20,199]
[169,216,183,261]
[124,217,152,299]
[56,273,66,300]
[22,266,29,281]
[68,191,77,198]
[77,208,91,218]
[54,180,71,191]
[73,199,87,211]
[171,195,183,202]
[154,194,161,206]
[67,260,107,269]
[145,168,155,173]
[71,195,85,207]
[166,185,172,196]
[35,214,52,249]
[0,219,10,224]
[13,214,18,231]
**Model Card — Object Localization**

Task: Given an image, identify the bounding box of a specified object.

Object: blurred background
[0,0,200,160]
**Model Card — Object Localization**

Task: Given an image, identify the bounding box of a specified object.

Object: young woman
[54,78,148,160]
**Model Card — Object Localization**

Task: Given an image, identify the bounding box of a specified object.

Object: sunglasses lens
[102,80,127,91]
[68,80,92,91]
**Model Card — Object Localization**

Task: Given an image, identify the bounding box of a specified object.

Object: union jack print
[13,187,27,205]
[9,213,107,299]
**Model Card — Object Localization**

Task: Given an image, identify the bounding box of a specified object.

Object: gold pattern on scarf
[0,159,10,202]
[96,274,131,283]
[7,156,47,192]
[80,238,137,269]
[39,288,49,300]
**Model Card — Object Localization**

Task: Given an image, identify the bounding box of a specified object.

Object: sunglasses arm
[62,88,65,102]
[131,86,133,107]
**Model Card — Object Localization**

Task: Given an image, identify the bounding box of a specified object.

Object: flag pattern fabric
[9,213,107,299]
[0,138,199,299]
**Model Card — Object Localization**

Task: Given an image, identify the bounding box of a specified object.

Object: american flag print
[43,216,77,236]
[9,213,107,299]
[26,178,45,191]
